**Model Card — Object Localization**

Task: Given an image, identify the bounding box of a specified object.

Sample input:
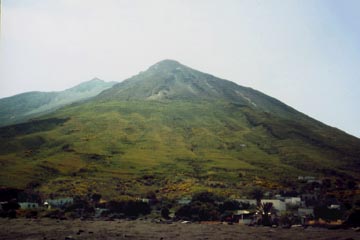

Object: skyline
[0,0,359,138]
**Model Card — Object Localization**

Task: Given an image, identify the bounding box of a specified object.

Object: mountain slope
[0,78,116,127]
[0,60,359,200]
[98,60,301,119]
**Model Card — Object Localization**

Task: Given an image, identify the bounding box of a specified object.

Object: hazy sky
[0,0,359,138]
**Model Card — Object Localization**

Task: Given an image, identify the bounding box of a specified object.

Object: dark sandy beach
[0,219,358,240]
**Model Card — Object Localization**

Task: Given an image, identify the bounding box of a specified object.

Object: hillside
[0,60,359,200]
[0,78,116,126]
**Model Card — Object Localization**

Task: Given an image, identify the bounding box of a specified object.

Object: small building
[307,179,322,185]
[301,193,317,200]
[285,197,301,206]
[329,204,341,210]
[215,201,224,205]
[45,197,73,208]
[274,194,285,200]
[261,199,286,212]
[177,197,191,205]
[298,176,316,181]
[298,207,314,217]
[141,198,150,203]
[298,207,315,225]
[235,199,257,206]
[234,210,255,225]
[95,208,108,218]
[19,202,39,209]
[301,194,318,207]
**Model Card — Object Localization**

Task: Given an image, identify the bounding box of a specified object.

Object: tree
[106,200,151,217]
[124,201,150,217]
[220,200,240,213]
[91,193,102,204]
[161,207,170,219]
[347,180,357,190]
[0,200,20,218]
[257,202,273,226]
[175,201,220,221]
[192,191,222,203]
[145,191,157,201]
[249,188,264,206]
[344,209,360,227]
[314,206,343,221]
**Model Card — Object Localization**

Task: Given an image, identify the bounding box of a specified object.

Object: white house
[141,198,150,203]
[285,197,301,206]
[235,199,286,212]
[235,210,254,225]
[177,197,191,205]
[235,199,257,206]
[298,207,314,217]
[329,204,341,210]
[19,202,39,209]
[261,199,286,212]
[45,197,73,208]
[301,193,318,201]
[298,176,315,181]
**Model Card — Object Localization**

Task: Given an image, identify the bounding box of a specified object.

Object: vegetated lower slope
[0,78,116,127]
[0,60,359,200]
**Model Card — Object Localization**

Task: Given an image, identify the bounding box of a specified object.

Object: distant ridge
[0,78,117,126]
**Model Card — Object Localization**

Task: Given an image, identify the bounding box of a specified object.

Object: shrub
[220,200,240,213]
[106,200,150,218]
[314,206,344,221]
[91,193,102,203]
[43,209,65,219]
[25,210,38,219]
[0,201,20,218]
[248,188,264,205]
[175,201,220,221]
[344,209,360,227]
[161,207,170,219]
[192,191,222,203]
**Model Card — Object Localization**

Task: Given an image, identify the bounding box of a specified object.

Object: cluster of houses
[173,175,345,225]
[8,194,313,217]
[138,195,319,225]
[2,175,350,226]
[231,197,312,225]
[174,193,321,225]
[13,197,74,210]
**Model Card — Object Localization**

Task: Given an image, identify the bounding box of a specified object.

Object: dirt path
[0,219,358,240]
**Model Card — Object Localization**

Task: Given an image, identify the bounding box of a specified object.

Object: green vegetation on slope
[0,100,358,199]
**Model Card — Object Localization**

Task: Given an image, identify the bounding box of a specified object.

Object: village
[0,175,359,230]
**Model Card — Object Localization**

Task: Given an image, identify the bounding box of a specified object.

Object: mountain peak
[97,60,301,119]
[89,77,104,83]
[156,59,181,65]
[97,59,248,103]
[149,59,183,71]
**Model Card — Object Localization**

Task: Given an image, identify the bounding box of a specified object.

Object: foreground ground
[0,219,358,240]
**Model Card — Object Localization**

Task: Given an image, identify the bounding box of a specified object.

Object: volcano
[0,60,359,199]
